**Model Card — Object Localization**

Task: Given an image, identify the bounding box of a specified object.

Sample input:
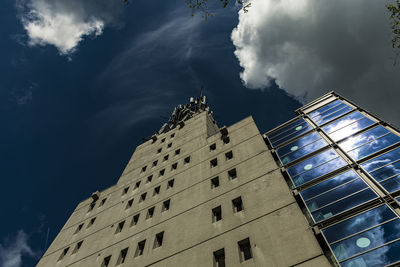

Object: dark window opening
[126,198,134,209]
[100,198,107,207]
[210,158,218,168]
[232,197,243,213]
[159,169,165,177]
[167,179,174,189]
[222,136,230,144]
[122,187,129,195]
[88,202,95,212]
[134,181,141,189]
[58,247,69,261]
[153,186,161,196]
[171,133,175,138]
[139,193,147,203]
[131,214,140,226]
[75,223,83,234]
[146,175,153,183]
[167,143,172,148]
[157,148,162,154]
[175,149,181,155]
[117,247,129,265]
[87,217,96,228]
[213,248,225,267]
[184,156,191,164]
[141,166,147,173]
[238,238,252,261]
[135,240,146,257]
[153,231,164,248]
[211,177,220,189]
[225,151,233,160]
[212,206,222,222]
[171,163,178,170]
[101,255,111,267]
[72,241,83,254]
[115,221,125,234]
[228,168,237,180]
[146,207,155,219]
[163,154,169,161]
[162,199,170,212]
[210,143,216,151]
[152,160,158,167]
[161,138,165,143]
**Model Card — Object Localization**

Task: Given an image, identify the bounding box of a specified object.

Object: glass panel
[322,205,396,244]
[268,119,313,147]
[309,100,342,119]
[277,132,328,165]
[340,126,400,161]
[300,170,359,201]
[362,148,400,172]
[321,112,375,142]
[315,105,353,126]
[287,149,347,186]
[341,240,400,267]
[331,219,400,261]
[311,189,377,222]
[381,175,400,193]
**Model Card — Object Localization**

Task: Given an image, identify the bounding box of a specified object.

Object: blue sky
[1,0,399,266]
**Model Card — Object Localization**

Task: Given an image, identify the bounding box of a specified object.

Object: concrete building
[37,92,400,267]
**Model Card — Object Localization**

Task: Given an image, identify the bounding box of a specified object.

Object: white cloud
[232,0,400,125]
[0,230,36,267]
[20,0,104,55]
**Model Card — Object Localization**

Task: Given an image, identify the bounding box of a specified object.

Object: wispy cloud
[0,230,37,267]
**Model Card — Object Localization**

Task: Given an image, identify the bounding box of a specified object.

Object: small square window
[212,206,222,222]
[99,198,107,207]
[171,163,178,171]
[153,186,161,196]
[88,202,95,212]
[184,156,191,164]
[159,169,165,177]
[153,231,164,249]
[122,187,129,195]
[116,247,129,265]
[146,175,153,183]
[139,193,147,203]
[101,255,111,267]
[225,151,233,160]
[87,217,96,228]
[228,168,237,180]
[238,238,252,262]
[167,179,174,189]
[115,221,125,234]
[210,158,218,168]
[72,241,83,254]
[152,160,158,167]
[58,247,69,261]
[131,214,140,226]
[211,177,220,189]
[135,240,146,257]
[163,154,169,161]
[161,138,166,143]
[75,223,83,234]
[157,148,162,154]
[134,181,141,189]
[170,133,175,138]
[126,198,134,209]
[167,143,172,148]
[232,197,243,213]
[213,248,225,267]
[210,143,216,151]
[222,136,230,144]
[141,166,147,173]
[162,199,170,212]
[146,207,155,219]
[175,149,181,156]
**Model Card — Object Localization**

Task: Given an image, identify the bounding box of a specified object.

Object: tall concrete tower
[37,92,400,267]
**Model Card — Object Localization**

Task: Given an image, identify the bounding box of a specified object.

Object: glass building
[265,92,400,267]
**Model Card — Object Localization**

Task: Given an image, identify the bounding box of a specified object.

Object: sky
[0,0,399,266]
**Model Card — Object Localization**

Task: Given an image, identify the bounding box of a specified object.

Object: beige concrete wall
[37,112,330,267]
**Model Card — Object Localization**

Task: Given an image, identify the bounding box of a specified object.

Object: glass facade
[266,92,400,267]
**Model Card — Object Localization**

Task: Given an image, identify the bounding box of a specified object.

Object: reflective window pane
[341,240,400,267]
[308,100,342,119]
[268,118,313,147]
[301,170,359,201]
[322,205,396,244]
[287,149,347,186]
[277,132,328,165]
[362,148,400,193]
[311,189,377,222]
[321,111,375,142]
[314,105,353,126]
[339,126,400,161]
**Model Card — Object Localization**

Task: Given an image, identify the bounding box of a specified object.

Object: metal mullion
[339,237,400,264]
[343,131,391,154]
[367,157,400,174]
[309,187,370,214]
[279,136,324,159]
[303,177,361,202]
[329,217,398,246]
[297,92,337,114]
